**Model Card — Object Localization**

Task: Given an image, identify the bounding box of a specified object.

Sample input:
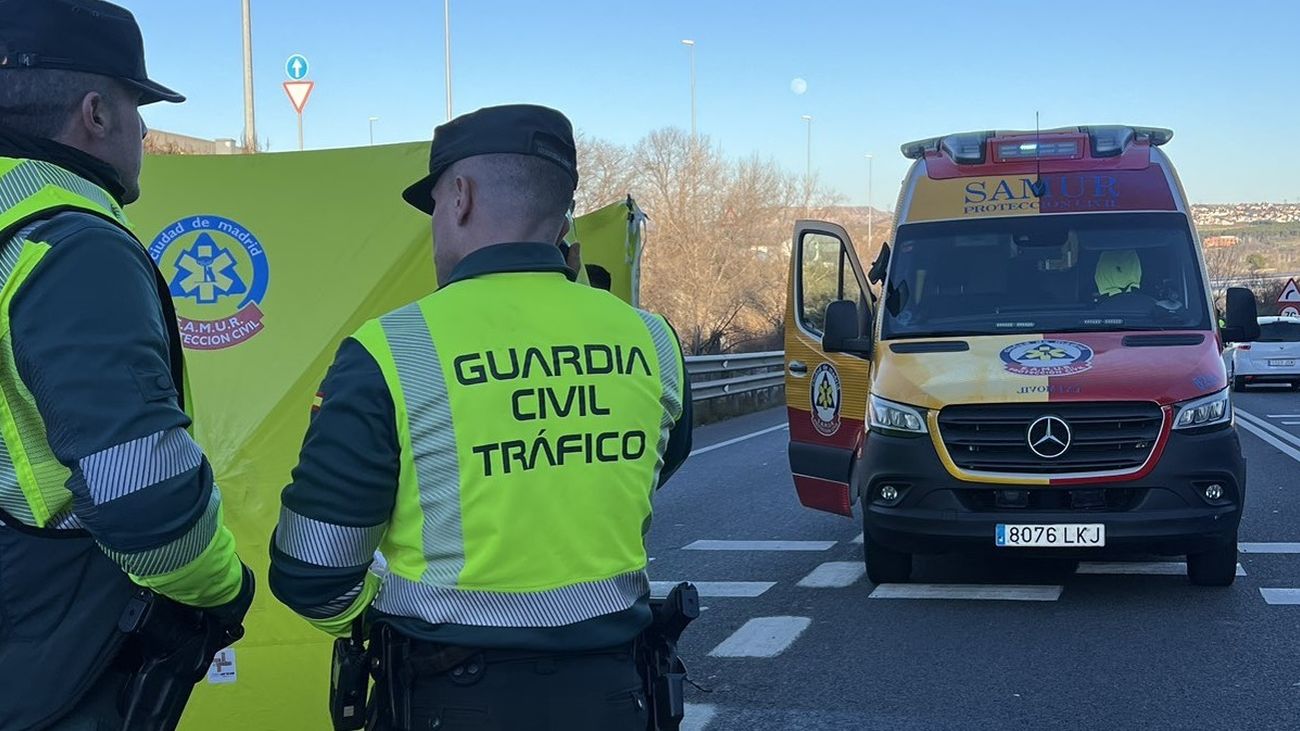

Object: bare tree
[574,132,638,215]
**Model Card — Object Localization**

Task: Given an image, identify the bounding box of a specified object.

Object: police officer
[269,104,692,730]
[0,2,254,728]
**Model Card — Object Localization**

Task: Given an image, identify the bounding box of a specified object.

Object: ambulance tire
[863,532,912,585]
[1233,376,1247,393]
[1187,538,1238,587]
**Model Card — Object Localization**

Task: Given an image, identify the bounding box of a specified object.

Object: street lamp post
[865,153,874,246]
[681,40,696,140]
[444,0,453,121]
[241,0,256,153]
[369,116,380,146]
[801,115,813,186]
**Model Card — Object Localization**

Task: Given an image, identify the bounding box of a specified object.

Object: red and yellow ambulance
[785,125,1261,586]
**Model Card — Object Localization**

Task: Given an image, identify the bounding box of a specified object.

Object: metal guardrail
[685,351,785,402]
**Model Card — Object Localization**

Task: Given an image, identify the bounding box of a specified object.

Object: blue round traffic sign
[286,54,310,81]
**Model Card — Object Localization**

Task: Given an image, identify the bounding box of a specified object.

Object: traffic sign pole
[283,55,313,152]
[283,81,315,151]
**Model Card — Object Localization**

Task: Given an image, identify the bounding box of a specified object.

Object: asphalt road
[648,385,1300,731]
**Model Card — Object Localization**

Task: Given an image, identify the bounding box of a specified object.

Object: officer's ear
[453,174,474,226]
[77,90,112,142]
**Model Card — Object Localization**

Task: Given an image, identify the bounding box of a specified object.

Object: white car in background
[1226,316,1300,392]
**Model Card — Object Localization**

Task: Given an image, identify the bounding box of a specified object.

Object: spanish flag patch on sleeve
[311,391,324,414]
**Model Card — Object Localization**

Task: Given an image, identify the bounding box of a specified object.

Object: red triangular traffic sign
[283,81,314,113]
[1279,277,1300,304]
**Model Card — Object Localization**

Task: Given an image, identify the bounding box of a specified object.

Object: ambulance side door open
[785,221,874,517]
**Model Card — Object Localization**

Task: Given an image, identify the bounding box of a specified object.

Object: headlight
[870,395,928,434]
[1173,388,1231,430]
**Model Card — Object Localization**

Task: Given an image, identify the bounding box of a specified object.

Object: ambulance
[784,125,1261,586]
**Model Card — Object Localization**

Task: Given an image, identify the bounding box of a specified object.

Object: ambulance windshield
[882,213,1212,339]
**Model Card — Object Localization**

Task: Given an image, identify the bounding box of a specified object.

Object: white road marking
[684,540,837,551]
[851,532,864,544]
[1077,561,1246,577]
[1285,422,1300,426]
[1266,414,1300,419]
[869,584,1063,601]
[797,561,866,588]
[1239,543,1300,553]
[1234,410,1300,463]
[682,704,718,731]
[1260,588,1300,605]
[709,616,812,658]
[690,423,788,457]
[649,581,775,598]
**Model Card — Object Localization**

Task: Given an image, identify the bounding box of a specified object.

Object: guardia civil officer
[269,104,692,730]
[0,2,255,728]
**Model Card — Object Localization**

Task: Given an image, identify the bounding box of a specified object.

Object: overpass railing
[685,351,785,402]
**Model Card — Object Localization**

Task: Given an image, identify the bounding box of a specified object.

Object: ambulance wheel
[1187,539,1238,587]
[863,532,912,585]
[1233,377,1247,393]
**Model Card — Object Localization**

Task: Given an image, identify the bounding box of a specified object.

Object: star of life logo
[149,216,270,350]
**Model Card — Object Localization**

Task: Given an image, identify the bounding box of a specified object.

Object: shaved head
[431,153,577,285]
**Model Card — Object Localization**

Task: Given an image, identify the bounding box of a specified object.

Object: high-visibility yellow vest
[350,268,684,629]
[0,157,186,529]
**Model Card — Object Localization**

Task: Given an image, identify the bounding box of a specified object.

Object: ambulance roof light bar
[900,125,1174,162]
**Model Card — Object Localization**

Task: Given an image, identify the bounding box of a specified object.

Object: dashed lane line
[1239,543,1300,553]
[684,540,837,551]
[869,584,1063,601]
[649,581,776,598]
[797,561,866,588]
[708,616,813,658]
[681,704,718,731]
[1077,561,1246,576]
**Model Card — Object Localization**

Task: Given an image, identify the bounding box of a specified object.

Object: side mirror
[868,243,891,285]
[1221,287,1260,343]
[822,300,873,356]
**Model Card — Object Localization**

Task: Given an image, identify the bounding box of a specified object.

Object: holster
[116,588,243,731]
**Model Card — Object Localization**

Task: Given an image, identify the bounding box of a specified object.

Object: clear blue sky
[130,0,1299,206]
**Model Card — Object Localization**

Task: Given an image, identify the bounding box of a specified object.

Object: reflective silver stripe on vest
[0,223,40,526]
[378,304,465,586]
[276,506,385,569]
[375,570,650,628]
[0,160,121,223]
[636,311,685,487]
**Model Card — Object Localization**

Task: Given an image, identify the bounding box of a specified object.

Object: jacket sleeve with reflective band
[10,216,244,608]
[269,337,398,636]
[657,320,693,488]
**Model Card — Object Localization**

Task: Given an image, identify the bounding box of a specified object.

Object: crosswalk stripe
[797,561,866,588]
[682,704,718,731]
[869,584,1063,601]
[684,540,836,551]
[1260,588,1300,605]
[1239,543,1300,553]
[708,616,812,658]
[649,581,775,598]
[851,532,864,544]
[1077,561,1246,576]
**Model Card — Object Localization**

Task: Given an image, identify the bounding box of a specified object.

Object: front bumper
[861,425,1246,557]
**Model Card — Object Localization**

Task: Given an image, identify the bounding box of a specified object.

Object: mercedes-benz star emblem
[1027,415,1072,459]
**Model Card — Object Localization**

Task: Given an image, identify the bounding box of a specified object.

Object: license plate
[996,524,1105,548]
[1270,359,1295,367]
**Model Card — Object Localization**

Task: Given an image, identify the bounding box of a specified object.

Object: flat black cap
[0,0,184,105]
[403,104,578,214]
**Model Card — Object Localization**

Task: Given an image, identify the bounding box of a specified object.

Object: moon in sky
[791,77,808,95]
